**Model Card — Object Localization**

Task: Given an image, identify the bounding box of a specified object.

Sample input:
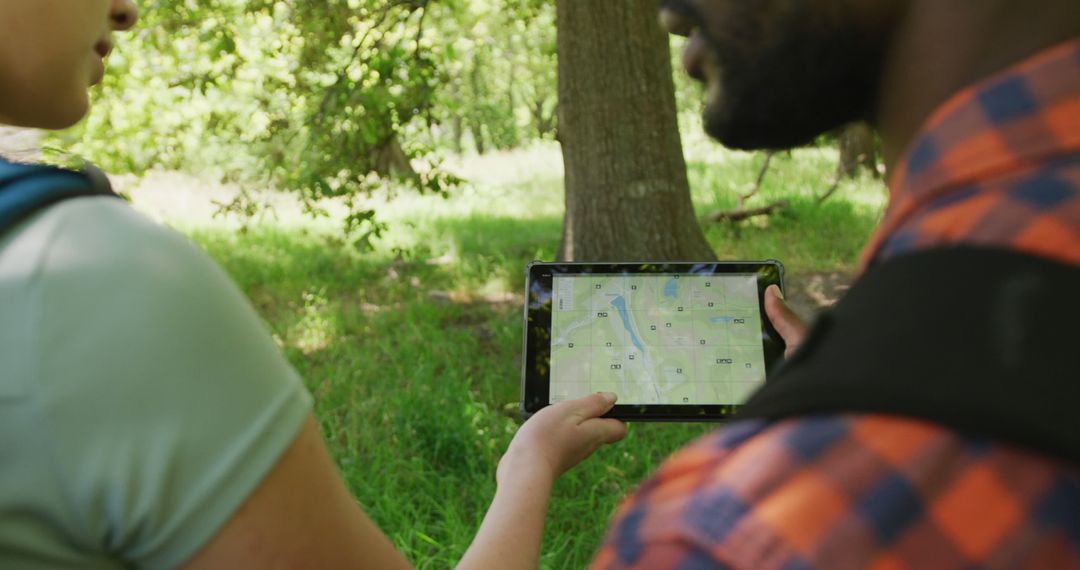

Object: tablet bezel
[521,261,786,421]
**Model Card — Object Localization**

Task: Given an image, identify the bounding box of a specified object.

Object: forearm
[456,392,624,569]
[456,471,554,570]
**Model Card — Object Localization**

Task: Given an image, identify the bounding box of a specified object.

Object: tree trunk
[451,114,464,154]
[556,0,715,262]
[469,58,488,154]
[532,98,557,139]
[372,135,416,179]
[470,124,487,154]
[837,122,877,179]
[447,80,465,154]
[507,36,517,133]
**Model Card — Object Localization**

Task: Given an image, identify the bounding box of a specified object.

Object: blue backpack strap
[0,158,118,236]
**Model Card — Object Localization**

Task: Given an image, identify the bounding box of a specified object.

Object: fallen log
[704,199,789,223]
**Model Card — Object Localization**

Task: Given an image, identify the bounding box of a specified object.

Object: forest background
[7,0,890,567]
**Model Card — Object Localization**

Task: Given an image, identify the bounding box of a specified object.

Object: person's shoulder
[18,194,279,355]
[22,195,212,281]
[0,194,244,315]
[0,199,315,569]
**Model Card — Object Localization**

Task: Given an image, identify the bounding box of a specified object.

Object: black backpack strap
[0,159,118,235]
[738,248,1080,464]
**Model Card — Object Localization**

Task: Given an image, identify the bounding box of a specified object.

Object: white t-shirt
[0,196,312,568]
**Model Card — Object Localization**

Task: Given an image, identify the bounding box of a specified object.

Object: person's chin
[32,95,90,130]
[699,77,768,150]
[90,57,106,87]
[698,81,737,146]
[701,95,761,150]
[702,87,830,152]
[703,110,753,150]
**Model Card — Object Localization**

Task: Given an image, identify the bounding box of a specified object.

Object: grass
[142,142,888,568]
[687,148,888,273]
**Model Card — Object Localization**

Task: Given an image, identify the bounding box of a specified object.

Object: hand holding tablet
[521,261,787,421]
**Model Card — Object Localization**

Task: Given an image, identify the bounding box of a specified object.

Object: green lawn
[172,143,887,568]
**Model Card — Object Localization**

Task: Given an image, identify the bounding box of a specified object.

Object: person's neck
[874,0,1080,174]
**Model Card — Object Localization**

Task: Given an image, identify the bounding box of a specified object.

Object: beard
[695,3,887,150]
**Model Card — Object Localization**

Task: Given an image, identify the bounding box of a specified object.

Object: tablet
[521,261,786,421]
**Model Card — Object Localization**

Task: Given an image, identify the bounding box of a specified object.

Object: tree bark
[556,0,715,262]
[470,123,487,155]
[372,135,416,179]
[837,122,877,179]
[451,114,464,154]
[469,59,488,154]
[531,98,557,139]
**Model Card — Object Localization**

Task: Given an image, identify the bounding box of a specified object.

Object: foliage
[436,0,558,153]
[55,0,558,246]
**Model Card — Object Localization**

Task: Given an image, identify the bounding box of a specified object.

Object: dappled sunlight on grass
[686,148,888,273]
[687,146,886,211]
[292,288,338,355]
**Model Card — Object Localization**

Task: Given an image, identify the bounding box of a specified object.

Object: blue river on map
[609,296,645,353]
[663,278,678,298]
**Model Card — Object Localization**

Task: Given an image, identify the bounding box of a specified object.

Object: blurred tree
[57,0,560,246]
[814,121,880,204]
[436,0,557,154]
[556,0,715,261]
[57,0,463,247]
[836,122,879,179]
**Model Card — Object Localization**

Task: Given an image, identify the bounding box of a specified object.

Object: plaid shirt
[592,39,1080,570]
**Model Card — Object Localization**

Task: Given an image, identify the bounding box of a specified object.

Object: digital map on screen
[549,274,766,405]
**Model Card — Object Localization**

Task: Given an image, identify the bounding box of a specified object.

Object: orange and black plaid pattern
[863,38,1080,266]
[592,39,1080,570]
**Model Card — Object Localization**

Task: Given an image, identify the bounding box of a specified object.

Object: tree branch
[815,178,842,204]
[704,200,789,223]
[738,151,773,208]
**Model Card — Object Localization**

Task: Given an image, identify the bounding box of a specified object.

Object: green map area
[549,273,766,405]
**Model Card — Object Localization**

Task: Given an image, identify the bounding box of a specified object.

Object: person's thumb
[569,392,618,420]
[765,285,807,357]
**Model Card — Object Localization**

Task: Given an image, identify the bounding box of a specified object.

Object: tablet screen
[549,273,765,405]
[522,262,785,420]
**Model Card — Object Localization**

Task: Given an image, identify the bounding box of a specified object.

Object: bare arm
[458,393,626,570]
[178,414,413,570]
[459,467,555,568]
